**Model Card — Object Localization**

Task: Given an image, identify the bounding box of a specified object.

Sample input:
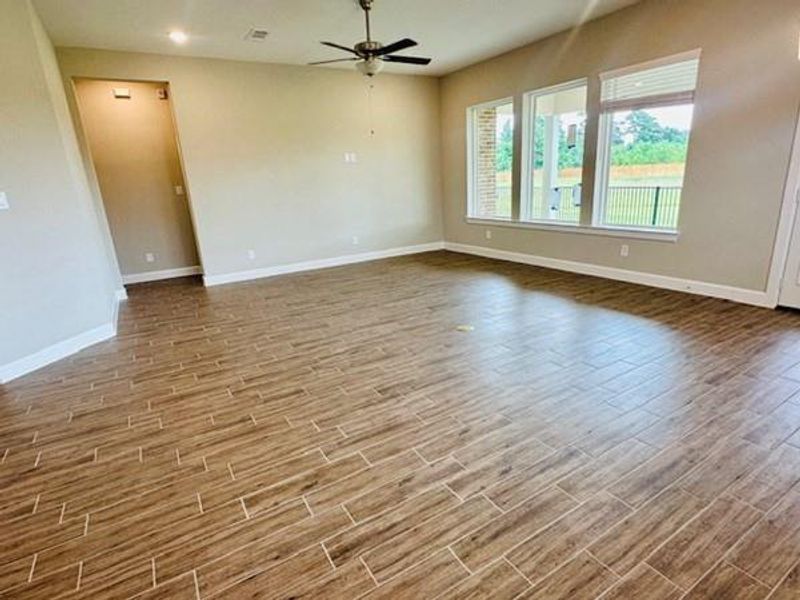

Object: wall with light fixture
[57,47,444,284]
[440,0,800,297]
[0,0,122,380]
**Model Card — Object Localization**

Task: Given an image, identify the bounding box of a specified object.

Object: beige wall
[0,0,119,371]
[74,79,200,277]
[441,0,800,291]
[57,49,444,279]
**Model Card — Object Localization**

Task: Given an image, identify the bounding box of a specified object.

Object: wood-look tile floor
[3,251,800,599]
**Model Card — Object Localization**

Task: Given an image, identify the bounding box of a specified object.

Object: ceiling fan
[309,0,432,77]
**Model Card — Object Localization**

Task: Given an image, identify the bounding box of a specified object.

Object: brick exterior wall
[475,107,498,217]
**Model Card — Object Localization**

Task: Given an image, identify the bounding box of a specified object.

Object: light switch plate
[175,185,184,196]
[0,192,8,210]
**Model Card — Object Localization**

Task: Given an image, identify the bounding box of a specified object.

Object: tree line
[495,109,689,172]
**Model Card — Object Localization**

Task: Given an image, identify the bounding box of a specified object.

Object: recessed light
[169,30,188,44]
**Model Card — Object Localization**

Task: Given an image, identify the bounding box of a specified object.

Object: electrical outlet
[620,244,629,258]
[175,185,184,196]
[352,236,359,246]
[0,192,8,210]
[344,152,359,164]
[485,230,492,240]
[145,252,155,263]
[247,249,256,260]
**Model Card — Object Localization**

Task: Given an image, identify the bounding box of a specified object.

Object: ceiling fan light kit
[310,0,432,77]
[356,57,384,77]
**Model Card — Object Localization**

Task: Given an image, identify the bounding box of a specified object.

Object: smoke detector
[244,28,269,42]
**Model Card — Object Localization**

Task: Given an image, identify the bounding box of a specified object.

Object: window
[468,99,514,220]
[594,51,700,231]
[521,80,588,224]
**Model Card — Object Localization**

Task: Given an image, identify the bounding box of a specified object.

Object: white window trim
[466,97,514,219]
[592,49,701,232]
[465,217,679,242]
[599,48,702,82]
[520,78,588,225]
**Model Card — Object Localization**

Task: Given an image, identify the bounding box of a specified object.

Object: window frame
[592,50,701,233]
[466,96,515,221]
[520,78,589,226]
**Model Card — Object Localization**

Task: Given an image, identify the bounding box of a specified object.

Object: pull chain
[366,80,376,137]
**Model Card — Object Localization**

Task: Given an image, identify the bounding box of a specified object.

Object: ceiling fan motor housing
[355,40,382,56]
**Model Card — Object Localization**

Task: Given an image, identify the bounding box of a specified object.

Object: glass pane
[603,104,694,230]
[471,101,513,219]
[524,84,587,223]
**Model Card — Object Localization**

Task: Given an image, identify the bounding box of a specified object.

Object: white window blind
[600,54,700,113]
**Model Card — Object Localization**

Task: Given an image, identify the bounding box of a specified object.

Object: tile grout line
[725,559,776,591]
[645,487,773,590]
[448,545,473,575]
[769,557,800,596]
[358,450,373,467]
[321,542,338,571]
[646,560,687,593]
[75,561,83,591]
[27,554,37,583]
[604,489,638,512]
[360,556,380,588]
[584,547,625,580]
[302,495,315,516]
[341,503,358,525]
[412,447,432,466]
[443,482,465,503]
[504,556,535,588]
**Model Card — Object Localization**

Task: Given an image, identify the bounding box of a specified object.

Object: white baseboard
[444,242,771,308]
[122,266,202,285]
[0,291,126,384]
[203,242,445,287]
[111,288,127,333]
[0,322,115,384]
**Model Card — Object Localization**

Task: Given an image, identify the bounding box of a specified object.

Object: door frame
[766,103,800,307]
[69,76,204,284]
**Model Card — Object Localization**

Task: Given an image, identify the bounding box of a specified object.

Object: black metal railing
[527,185,682,229]
[605,186,682,229]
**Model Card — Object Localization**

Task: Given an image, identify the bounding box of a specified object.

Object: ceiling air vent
[244,28,269,42]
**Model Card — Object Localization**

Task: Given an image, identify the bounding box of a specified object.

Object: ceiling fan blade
[308,58,359,65]
[373,38,417,56]
[383,55,432,65]
[320,41,360,56]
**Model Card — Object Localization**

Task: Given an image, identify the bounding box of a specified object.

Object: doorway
[775,107,800,308]
[74,79,201,284]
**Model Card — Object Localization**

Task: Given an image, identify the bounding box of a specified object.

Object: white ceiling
[33,0,642,76]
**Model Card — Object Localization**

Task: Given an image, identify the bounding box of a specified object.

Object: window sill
[464,217,680,243]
